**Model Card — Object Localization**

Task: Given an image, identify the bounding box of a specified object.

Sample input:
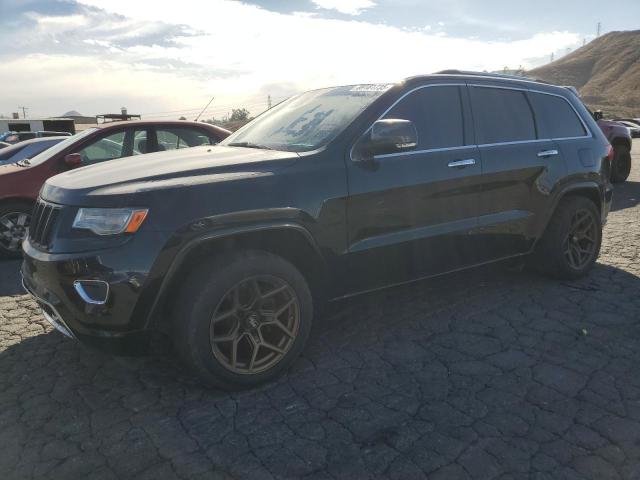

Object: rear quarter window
[529,92,587,139]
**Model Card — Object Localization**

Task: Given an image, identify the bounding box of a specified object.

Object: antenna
[194,96,215,122]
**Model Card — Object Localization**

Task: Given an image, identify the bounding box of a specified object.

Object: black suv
[22,72,613,389]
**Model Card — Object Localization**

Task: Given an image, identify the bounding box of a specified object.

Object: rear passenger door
[469,84,566,260]
[346,84,484,292]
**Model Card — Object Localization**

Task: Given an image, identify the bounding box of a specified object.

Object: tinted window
[383,86,464,150]
[79,131,126,165]
[9,141,56,161]
[470,87,536,144]
[132,129,149,155]
[529,93,587,138]
[156,127,212,152]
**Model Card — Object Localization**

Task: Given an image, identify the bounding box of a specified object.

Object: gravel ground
[1,145,639,480]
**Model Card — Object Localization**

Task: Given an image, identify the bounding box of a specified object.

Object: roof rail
[434,69,547,83]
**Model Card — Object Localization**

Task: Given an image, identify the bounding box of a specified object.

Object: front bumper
[20,232,168,354]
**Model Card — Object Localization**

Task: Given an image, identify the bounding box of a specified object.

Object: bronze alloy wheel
[209,275,300,375]
[0,211,30,253]
[563,208,598,270]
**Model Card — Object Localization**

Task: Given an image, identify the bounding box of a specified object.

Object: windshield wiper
[227,142,274,150]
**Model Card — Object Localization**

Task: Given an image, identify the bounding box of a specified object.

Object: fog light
[73,280,109,305]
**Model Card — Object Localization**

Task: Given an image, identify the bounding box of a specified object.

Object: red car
[0,120,230,257]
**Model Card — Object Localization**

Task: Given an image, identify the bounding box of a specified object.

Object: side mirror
[593,110,604,121]
[64,153,82,168]
[368,119,418,156]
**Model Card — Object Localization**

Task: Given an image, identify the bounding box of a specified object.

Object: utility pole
[550,52,554,62]
[597,22,601,37]
[18,106,28,119]
[582,38,586,47]
[267,95,272,110]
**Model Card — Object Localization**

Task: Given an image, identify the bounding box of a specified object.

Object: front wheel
[532,196,602,280]
[0,202,32,258]
[610,144,631,183]
[173,250,313,389]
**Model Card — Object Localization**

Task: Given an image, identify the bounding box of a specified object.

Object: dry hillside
[529,30,640,117]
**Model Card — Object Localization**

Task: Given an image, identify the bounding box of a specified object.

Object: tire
[610,144,631,183]
[532,196,602,280]
[172,250,313,390]
[0,202,32,258]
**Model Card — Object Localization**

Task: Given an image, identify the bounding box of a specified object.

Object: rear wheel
[533,196,602,280]
[173,250,313,389]
[0,202,32,258]
[610,144,631,183]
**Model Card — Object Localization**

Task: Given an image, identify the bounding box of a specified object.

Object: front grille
[28,199,61,249]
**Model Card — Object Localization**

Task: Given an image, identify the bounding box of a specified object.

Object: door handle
[537,149,559,158]
[448,159,476,168]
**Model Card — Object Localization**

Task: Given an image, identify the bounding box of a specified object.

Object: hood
[41,145,299,204]
[0,163,26,177]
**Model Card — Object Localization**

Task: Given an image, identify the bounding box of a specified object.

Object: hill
[529,30,640,117]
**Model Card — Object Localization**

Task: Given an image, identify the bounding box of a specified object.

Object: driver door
[345,84,484,292]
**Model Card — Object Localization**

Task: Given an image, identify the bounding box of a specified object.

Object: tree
[229,108,250,122]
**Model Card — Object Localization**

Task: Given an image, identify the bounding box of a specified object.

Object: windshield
[26,128,97,166]
[221,84,394,152]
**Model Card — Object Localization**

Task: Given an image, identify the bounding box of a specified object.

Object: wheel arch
[611,136,631,151]
[145,223,330,331]
[535,182,603,248]
[0,196,35,209]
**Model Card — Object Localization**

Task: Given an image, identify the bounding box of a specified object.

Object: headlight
[73,208,148,235]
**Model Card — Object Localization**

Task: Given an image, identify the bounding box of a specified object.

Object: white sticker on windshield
[350,84,395,93]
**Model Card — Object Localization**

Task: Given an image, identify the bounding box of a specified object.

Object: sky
[1,0,638,120]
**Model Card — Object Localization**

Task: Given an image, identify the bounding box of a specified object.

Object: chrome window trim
[469,84,592,141]
[352,82,593,163]
[374,144,472,160]
[351,83,467,162]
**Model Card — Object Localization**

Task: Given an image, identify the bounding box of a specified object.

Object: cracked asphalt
[1,145,640,480]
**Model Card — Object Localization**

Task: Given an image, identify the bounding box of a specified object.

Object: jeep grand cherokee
[21,72,613,389]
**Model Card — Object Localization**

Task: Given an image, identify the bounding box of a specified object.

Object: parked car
[596,117,633,182]
[562,88,633,183]
[615,120,640,138]
[0,137,67,166]
[614,117,640,126]
[0,131,72,144]
[0,120,230,256]
[22,73,612,389]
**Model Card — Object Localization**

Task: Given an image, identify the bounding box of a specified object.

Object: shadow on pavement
[610,180,640,212]
[1,259,640,478]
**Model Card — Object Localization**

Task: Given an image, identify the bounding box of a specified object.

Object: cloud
[311,0,376,15]
[0,0,583,118]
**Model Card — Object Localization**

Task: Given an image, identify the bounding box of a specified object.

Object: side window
[529,92,587,139]
[156,127,212,152]
[470,87,536,144]
[132,129,149,155]
[383,86,465,150]
[78,131,126,165]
